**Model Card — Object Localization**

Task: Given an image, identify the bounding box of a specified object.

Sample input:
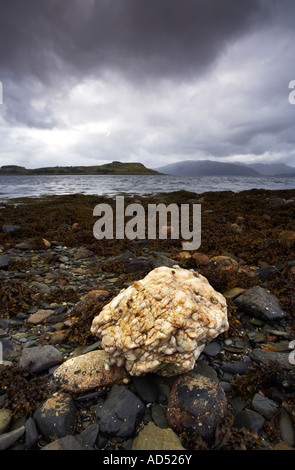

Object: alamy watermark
[93,196,201,251]
[288,80,295,104]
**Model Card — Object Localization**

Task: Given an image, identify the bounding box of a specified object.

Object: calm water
[0,174,295,200]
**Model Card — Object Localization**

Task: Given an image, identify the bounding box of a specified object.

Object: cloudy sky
[0,0,295,169]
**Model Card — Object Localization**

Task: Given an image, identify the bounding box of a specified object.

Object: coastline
[0,188,294,450]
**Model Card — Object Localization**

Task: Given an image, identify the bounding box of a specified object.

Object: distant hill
[0,162,161,176]
[155,160,261,176]
[244,162,295,176]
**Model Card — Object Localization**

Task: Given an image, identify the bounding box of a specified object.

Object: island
[0,162,162,176]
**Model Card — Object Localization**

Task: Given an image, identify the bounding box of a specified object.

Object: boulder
[91,266,228,376]
[166,363,227,445]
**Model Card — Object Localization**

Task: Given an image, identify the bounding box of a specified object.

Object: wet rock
[41,435,91,450]
[251,393,279,420]
[250,348,293,369]
[34,392,77,440]
[204,341,222,357]
[208,255,239,273]
[78,423,100,448]
[234,286,287,321]
[132,374,159,403]
[91,266,228,376]
[2,225,21,233]
[27,309,56,325]
[0,254,12,269]
[279,408,295,447]
[95,384,145,439]
[0,409,13,434]
[19,345,63,374]
[151,403,168,428]
[132,422,185,451]
[166,363,227,444]
[191,252,210,266]
[0,426,25,450]
[221,360,250,375]
[53,350,127,394]
[15,241,32,250]
[25,417,39,449]
[233,409,265,436]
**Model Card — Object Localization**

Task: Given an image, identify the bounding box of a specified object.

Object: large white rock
[91,266,228,376]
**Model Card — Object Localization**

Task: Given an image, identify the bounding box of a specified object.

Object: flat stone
[27,309,55,325]
[234,286,287,321]
[0,426,25,451]
[250,348,293,369]
[132,422,185,451]
[251,393,279,420]
[2,225,21,233]
[53,350,127,394]
[0,409,13,434]
[41,435,90,450]
[19,345,63,373]
[34,392,77,440]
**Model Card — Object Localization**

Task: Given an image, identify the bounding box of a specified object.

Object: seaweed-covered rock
[91,266,228,376]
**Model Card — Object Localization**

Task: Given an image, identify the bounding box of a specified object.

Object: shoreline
[0,188,294,450]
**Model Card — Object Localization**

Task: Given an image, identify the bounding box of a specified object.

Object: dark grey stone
[132,374,159,403]
[95,384,145,439]
[251,393,279,420]
[151,404,168,429]
[233,409,265,436]
[234,286,287,321]
[0,426,25,451]
[25,417,39,449]
[19,345,63,373]
[204,341,222,357]
[221,360,250,375]
[78,423,99,448]
[2,225,21,233]
[0,255,12,269]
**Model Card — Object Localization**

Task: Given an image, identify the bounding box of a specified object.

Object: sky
[0,0,295,169]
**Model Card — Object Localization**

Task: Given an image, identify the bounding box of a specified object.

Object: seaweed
[230,361,281,402]
[0,364,50,420]
[0,280,39,318]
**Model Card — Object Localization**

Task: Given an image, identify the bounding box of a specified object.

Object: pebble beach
[0,188,294,451]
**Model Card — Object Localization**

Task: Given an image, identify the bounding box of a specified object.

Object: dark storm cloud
[0,0,266,82]
[1,0,295,168]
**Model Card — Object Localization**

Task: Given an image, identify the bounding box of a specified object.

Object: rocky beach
[0,188,294,451]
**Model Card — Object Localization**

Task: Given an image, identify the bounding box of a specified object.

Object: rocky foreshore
[0,189,294,451]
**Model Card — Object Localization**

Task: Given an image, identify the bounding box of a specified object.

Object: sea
[0,174,295,201]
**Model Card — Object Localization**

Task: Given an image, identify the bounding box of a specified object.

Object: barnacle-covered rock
[90,266,228,376]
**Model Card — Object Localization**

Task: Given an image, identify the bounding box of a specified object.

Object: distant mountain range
[155,160,295,177]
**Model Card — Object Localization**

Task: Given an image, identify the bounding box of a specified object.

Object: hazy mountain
[155,160,261,176]
[244,163,295,176]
